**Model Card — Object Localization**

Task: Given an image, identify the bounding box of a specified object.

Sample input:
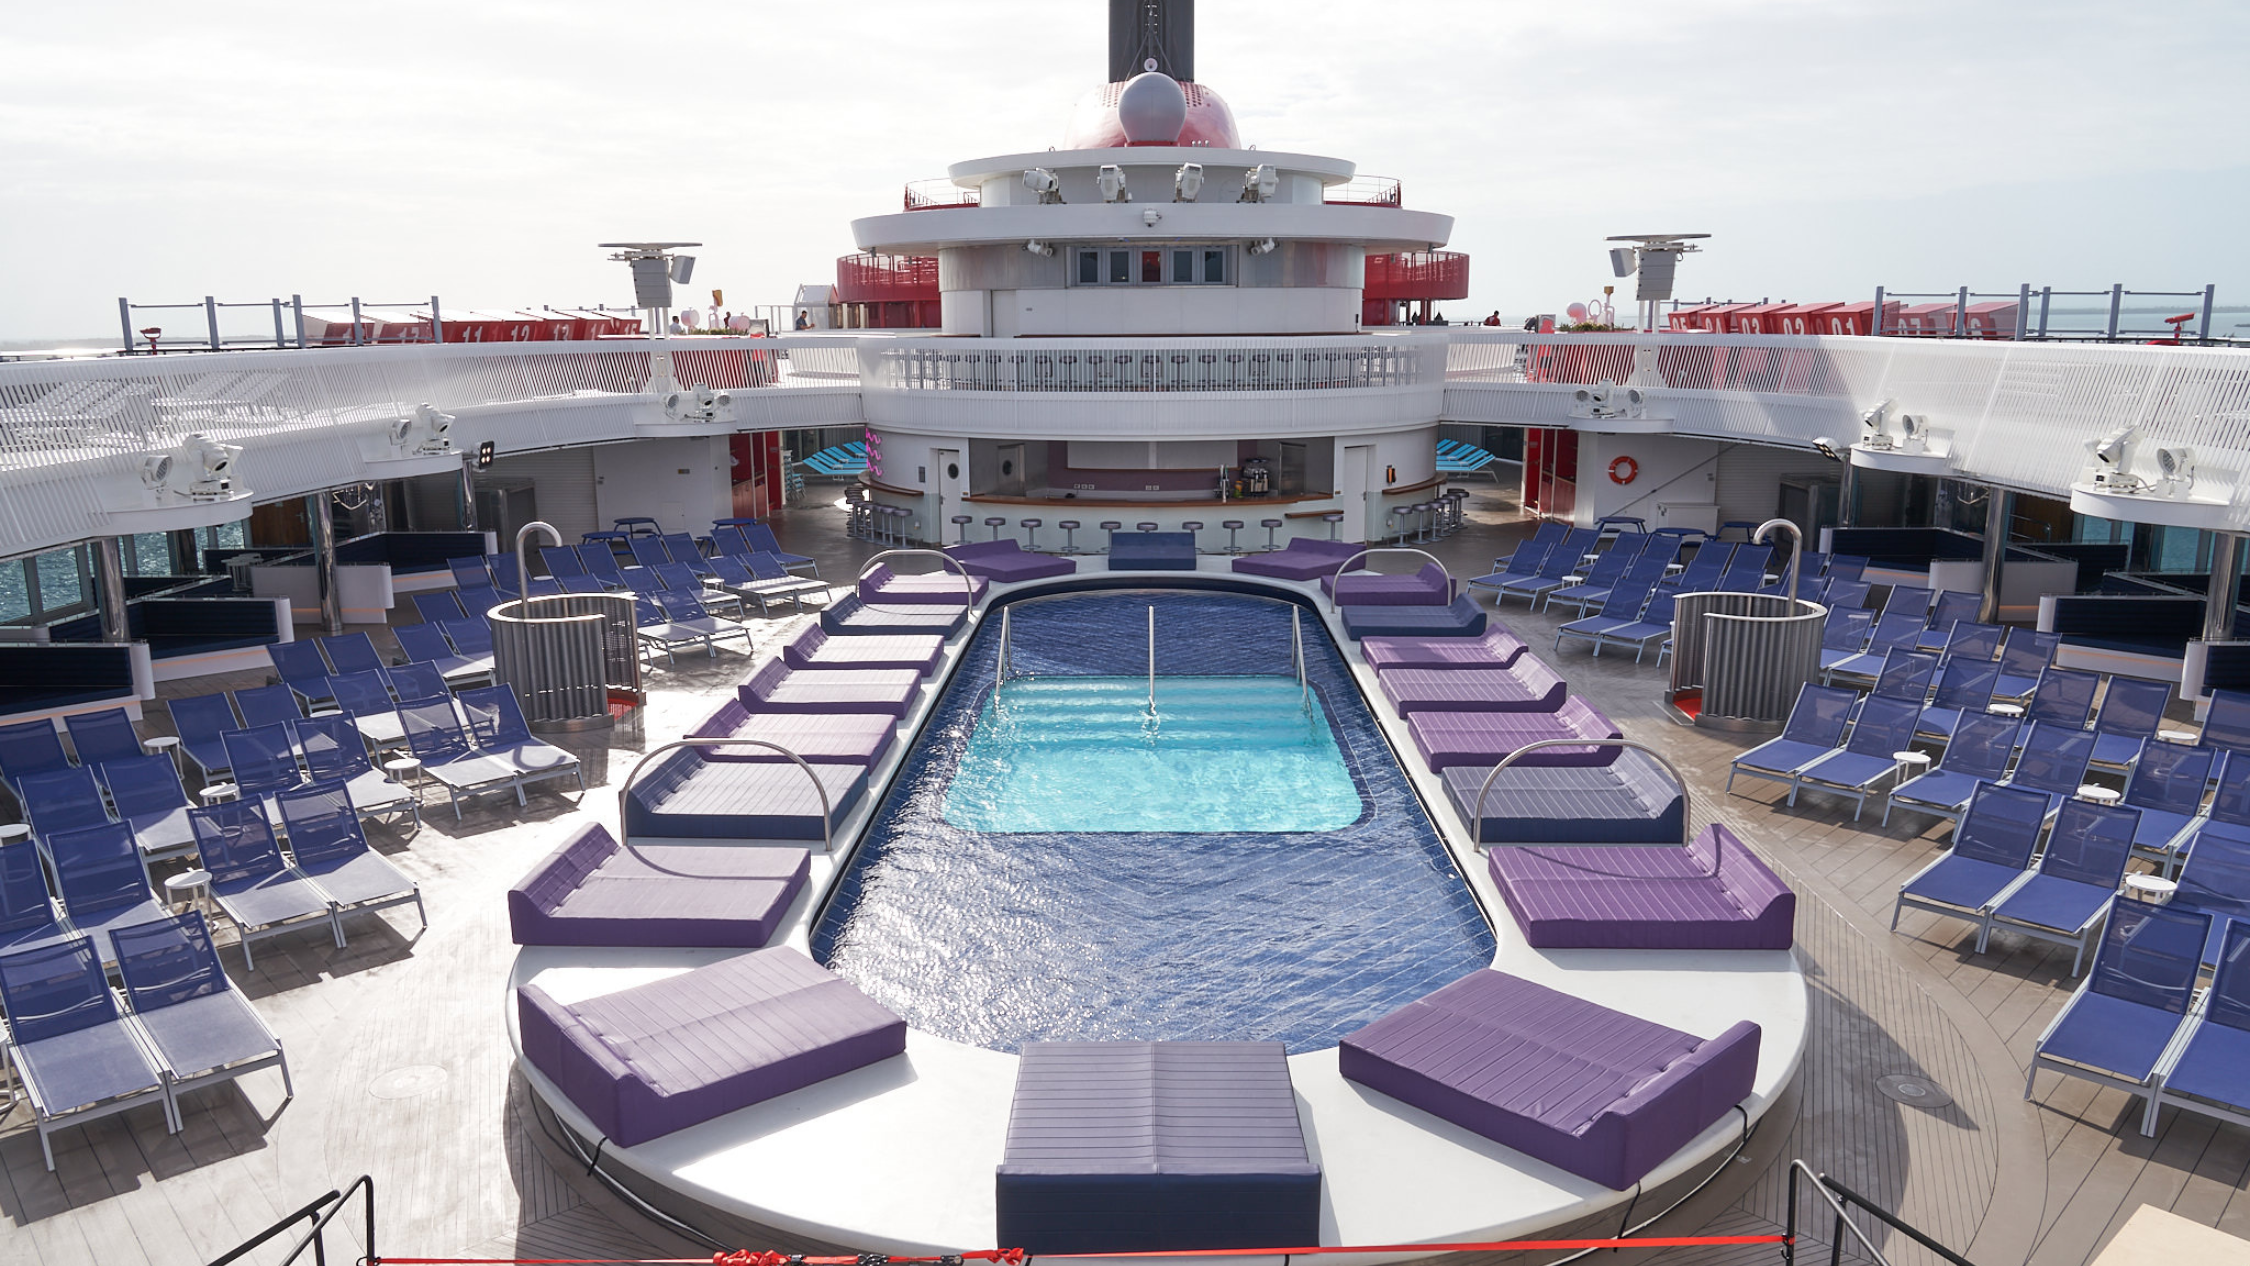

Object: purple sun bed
[1378,657,1568,714]
[1340,969,1762,1189]
[1362,625,1529,672]
[1440,750,1685,845]
[946,539,1076,583]
[1407,697,1624,770]
[822,595,968,638]
[517,947,906,1146]
[1339,596,1487,640]
[782,624,944,675]
[1322,562,1454,605]
[689,699,897,766]
[736,660,920,717]
[857,562,989,606]
[624,750,868,841]
[995,1042,1320,1254]
[1485,823,1797,950]
[510,821,809,948]
[1230,538,1360,582]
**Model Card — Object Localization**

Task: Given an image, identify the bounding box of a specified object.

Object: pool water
[944,676,1363,833]
[813,589,1495,1054]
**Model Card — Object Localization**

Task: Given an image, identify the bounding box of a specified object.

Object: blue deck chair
[1715,543,1773,593]
[710,525,753,558]
[1937,621,2004,665]
[2090,677,2170,771]
[1827,555,1870,584]
[539,545,586,580]
[623,564,666,597]
[556,573,607,595]
[291,713,416,829]
[580,543,628,588]
[188,800,340,970]
[1892,781,2048,942]
[2150,920,2250,1136]
[1544,536,1649,616]
[1913,591,1984,651]
[737,522,818,575]
[662,533,716,576]
[394,620,489,687]
[2123,741,2216,873]
[0,837,69,956]
[1985,799,2137,973]
[398,699,519,820]
[446,556,491,591]
[266,640,334,709]
[652,561,740,616]
[167,693,241,781]
[1658,543,1732,594]
[412,590,467,623]
[523,576,563,599]
[1911,658,2003,745]
[1824,611,1927,684]
[1551,545,1670,619]
[1555,581,1656,656]
[2201,690,2250,760]
[1881,585,1934,619]
[19,767,112,842]
[1992,629,2063,701]
[388,662,450,705]
[458,687,585,802]
[1790,550,1830,588]
[110,910,292,1121]
[440,615,495,658]
[627,536,673,571]
[2171,831,2250,967]
[744,553,831,606]
[1594,590,1678,662]
[1816,608,1877,673]
[1998,721,2099,818]
[318,632,385,678]
[1792,694,1925,820]
[275,783,424,931]
[232,683,303,731]
[45,820,166,965]
[1865,648,1940,708]
[1467,539,1553,598]
[0,934,173,1170]
[1730,684,1860,795]
[1491,521,1566,572]
[1491,528,1597,609]
[1886,712,2021,825]
[2027,901,2209,1134]
[100,753,196,863]
[221,724,308,814]
[0,719,72,797]
[1821,579,1872,610]
[2168,752,2250,873]
[484,553,523,599]
[64,708,142,772]
[2025,667,2100,731]
[455,585,502,619]
[327,670,396,721]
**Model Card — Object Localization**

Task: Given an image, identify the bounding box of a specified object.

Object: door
[935,449,964,542]
[1342,444,1374,542]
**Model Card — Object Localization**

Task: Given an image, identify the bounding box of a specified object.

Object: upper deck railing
[859,334,1445,393]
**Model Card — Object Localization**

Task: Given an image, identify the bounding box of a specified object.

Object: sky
[4,0,2248,343]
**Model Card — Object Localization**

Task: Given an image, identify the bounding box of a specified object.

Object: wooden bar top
[962,491,1338,510]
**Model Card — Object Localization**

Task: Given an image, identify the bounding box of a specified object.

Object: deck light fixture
[1023,168,1063,203]
[1811,436,1844,461]
[2157,446,2196,494]
[412,403,455,454]
[1240,163,1279,203]
[1174,163,1204,201]
[1246,238,1276,255]
[1025,240,1055,257]
[2087,424,2144,492]
[1098,165,1132,203]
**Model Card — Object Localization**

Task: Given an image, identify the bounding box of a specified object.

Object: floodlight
[1898,413,1928,454]
[2157,445,2196,493]
[412,402,455,453]
[168,433,241,499]
[1025,240,1055,257]
[668,255,696,284]
[1143,207,1162,227]
[1097,165,1131,203]
[1811,436,1843,461]
[664,386,718,422]
[1857,398,1895,448]
[1246,238,1276,256]
[1174,163,1204,202]
[1240,164,1279,203]
[138,453,171,489]
[1023,167,1063,203]
[1609,247,1637,278]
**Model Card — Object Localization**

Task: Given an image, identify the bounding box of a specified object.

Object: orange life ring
[1608,455,1639,485]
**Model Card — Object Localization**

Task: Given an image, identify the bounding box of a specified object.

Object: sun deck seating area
[1339,969,1762,1189]
[1488,824,1796,950]
[944,538,1077,583]
[1322,561,1455,606]
[516,946,906,1147]
[1406,698,1625,770]
[509,821,808,948]
[1338,594,1487,640]
[856,562,989,605]
[995,1041,1321,1254]
[1440,751,1685,845]
[1229,537,1360,581]
[822,594,969,637]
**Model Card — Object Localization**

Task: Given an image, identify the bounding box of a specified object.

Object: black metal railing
[207,1174,374,1266]
[1784,1160,1975,1265]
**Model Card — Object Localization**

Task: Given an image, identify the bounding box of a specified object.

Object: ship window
[1078,250,1100,285]
[1172,250,1193,281]
[1203,249,1226,283]
[1140,251,1163,283]
[1108,251,1131,284]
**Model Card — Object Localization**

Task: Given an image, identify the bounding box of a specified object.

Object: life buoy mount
[1608,455,1639,485]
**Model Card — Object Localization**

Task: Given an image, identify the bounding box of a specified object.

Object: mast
[1109,0,1194,82]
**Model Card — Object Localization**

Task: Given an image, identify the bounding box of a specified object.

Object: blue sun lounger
[1996,721,2098,818]
[1466,539,1553,599]
[318,632,386,679]
[2122,741,2216,873]
[0,934,174,1170]
[1791,694,1923,820]
[1885,712,2021,825]
[232,682,304,731]
[45,821,167,966]
[1729,684,1859,795]
[100,752,199,864]
[1656,542,1731,594]
[2025,667,2100,730]
[110,911,293,1124]
[1985,799,2137,974]
[1991,629,2062,701]
[736,522,818,576]
[1488,529,1596,609]
[0,719,72,798]
[275,783,425,932]
[398,699,522,820]
[2028,901,2209,1135]
[395,620,491,687]
[18,767,112,843]
[458,687,585,803]
[413,590,467,623]
[64,708,142,772]
[1816,607,1876,673]
[2169,831,2250,968]
[265,640,335,710]
[1489,521,1564,573]
[1909,657,2003,745]
[0,837,71,956]
[167,693,241,781]
[1892,781,2048,944]
[2149,920,2250,1136]
[2088,677,2169,772]
[290,713,418,829]
[1824,611,1925,685]
[1913,591,1983,651]
[189,799,342,970]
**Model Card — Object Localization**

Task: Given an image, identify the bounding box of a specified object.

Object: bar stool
[1262,518,1284,550]
[1389,506,1414,546]
[1323,511,1344,539]
[1020,518,1043,550]
[1180,521,1203,552]
[1221,519,1245,553]
[1136,521,1159,533]
[1099,520,1123,551]
[1057,520,1082,553]
[1417,501,1438,542]
[984,516,1008,542]
[889,506,914,547]
[950,514,972,545]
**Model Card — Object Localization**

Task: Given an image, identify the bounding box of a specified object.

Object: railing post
[2106,283,2123,340]
[118,297,135,354]
[350,296,363,346]
[292,294,307,348]
[205,294,221,350]
[2014,283,2030,340]
[1872,286,1886,336]
[2199,283,2217,343]
[271,298,287,348]
[1954,285,1968,339]
[2038,286,2052,338]
[430,293,446,345]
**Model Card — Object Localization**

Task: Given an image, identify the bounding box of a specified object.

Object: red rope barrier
[371,1233,1790,1266]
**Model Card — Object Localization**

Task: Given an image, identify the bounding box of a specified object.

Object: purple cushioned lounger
[1361,625,1529,672]
[1486,823,1797,950]
[857,563,989,606]
[944,540,1076,583]
[1322,562,1453,606]
[689,699,897,766]
[736,660,920,718]
[1406,697,1623,770]
[1378,657,1568,714]
[1230,538,1360,582]
[781,624,943,675]
[510,821,809,948]
[516,947,905,1146]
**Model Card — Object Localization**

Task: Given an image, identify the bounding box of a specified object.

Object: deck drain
[1875,1074,1952,1109]
[369,1065,448,1100]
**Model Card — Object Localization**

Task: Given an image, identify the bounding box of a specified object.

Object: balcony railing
[903,179,980,212]
[861,336,1446,393]
[1324,176,1403,207]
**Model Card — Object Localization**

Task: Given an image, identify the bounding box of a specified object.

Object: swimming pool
[813,588,1496,1054]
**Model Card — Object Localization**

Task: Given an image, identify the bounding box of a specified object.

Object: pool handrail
[616,736,832,856]
[1468,736,1695,850]
[1752,517,1806,605]
[856,548,980,625]
[514,521,569,619]
[1325,546,1458,612]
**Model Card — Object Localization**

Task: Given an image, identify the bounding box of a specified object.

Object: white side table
[141,735,180,771]
[383,756,424,800]
[198,782,239,806]
[164,868,212,916]
[0,823,30,846]
[2076,784,2122,805]
[1893,751,1931,786]
[2158,729,2199,745]
[1987,702,2026,718]
[2125,874,2179,903]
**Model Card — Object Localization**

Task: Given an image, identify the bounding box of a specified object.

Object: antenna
[1605,233,1711,332]
[599,241,703,392]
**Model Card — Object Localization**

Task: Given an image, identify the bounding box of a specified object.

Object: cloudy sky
[4,0,2246,343]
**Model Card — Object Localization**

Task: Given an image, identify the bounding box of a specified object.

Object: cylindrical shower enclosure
[1667,591,1826,734]
[490,592,643,733]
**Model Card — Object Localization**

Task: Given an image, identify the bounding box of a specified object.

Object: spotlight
[1022,167,1063,203]
[1097,165,1131,203]
[1858,398,1895,449]
[1811,436,1844,461]
[137,453,172,490]
[1025,240,1055,257]
[2157,445,2196,494]
[1240,163,1279,203]
[1143,207,1162,227]
[1898,413,1929,453]
[2087,424,2144,491]
[167,433,242,499]
[1246,238,1277,256]
[1173,162,1204,202]
[664,386,718,422]
[412,402,455,453]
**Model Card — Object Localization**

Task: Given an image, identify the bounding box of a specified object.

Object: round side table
[383,756,424,799]
[141,735,180,769]
[164,868,212,916]
[1893,751,1931,786]
[0,823,30,846]
[2075,784,2122,805]
[2125,873,2179,904]
[2158,729,2199,745]
[1987,703,2026,718]
[198,782,239,806]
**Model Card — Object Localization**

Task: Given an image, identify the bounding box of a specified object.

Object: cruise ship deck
[3,490,2243,1266]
